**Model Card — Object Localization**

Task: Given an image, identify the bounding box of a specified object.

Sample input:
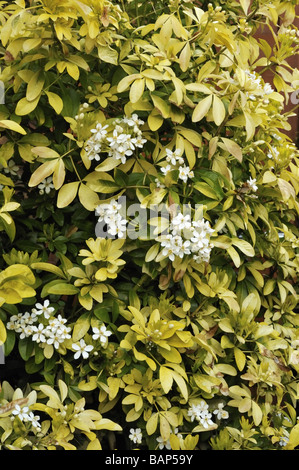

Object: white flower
[32,324,47,343]
[263,83,274,95]
[158,213,214,264]
[106,128,121,147]
[213,403,229,420]
[123,114,144,127]
[27,411,41,429]
[173,427,183,439]
[7,311,38,332]
[156,435,171,450]
[84,137,102,161]
[178,165,194,183]
[38,177,55,195]
[155,178,165,188]
[34,299,55,319]
[187,401,210,422]
[85,123,109,162]
[90,123,109,140]
[165,148,184,166]
[72,339,94,359]
[244,69,262,89]
[107,216,128,238]
[187,404,200,422]
[170,213,192,233]
[161,164,172,176]
[12,405,30,421]
[267,146,279,159]
[96,199,122,221]
[3,160,19,176]
[92,325,112,346]
[199,411,215,429]
[131,135,147,148]
[278,427,290,447]
[19,324,36,339]
[46,318,71,349]
[96,199,128,238]
[129,428,143,444]
[23,311,38,324]
[247,177,258,192]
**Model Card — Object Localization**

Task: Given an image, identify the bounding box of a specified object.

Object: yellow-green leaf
[220,138,243,162]
[0,319,7,345]
[234,347,246,371]
[285,423,299,450]
[0,120,26,135]
[31,146,60,160]
[53,159,66,189]
[232,238,255,257]
[28,160,57,187]
[78,183,100,211]
[179,42,191,72]
[159,366,173,394]
[26,71,44,102]
[192,94,213,122]
[146,412,159,436]
[151,94,171,119]
[171,370,188,401]
[45,91,64,114]
[15,95,41,116]
[31,262,65,278]
[212,95,226,126]
[251,401,263,426]
[57,182,79,208]
[130,78,145,104]
[87,439,102,450]
[72,313,90,342]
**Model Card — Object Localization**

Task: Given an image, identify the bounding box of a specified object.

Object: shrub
[0,0,298,450]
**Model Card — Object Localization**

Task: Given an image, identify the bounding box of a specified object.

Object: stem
[69,154,82,181]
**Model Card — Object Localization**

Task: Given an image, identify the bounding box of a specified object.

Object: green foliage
[0,0,298,450]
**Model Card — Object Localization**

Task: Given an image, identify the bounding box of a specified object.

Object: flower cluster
[160,148,194,184]
[84,114,147,164]
[71,323,112,360]
[11,404,41,430]
[84,123,108,162]
[129,427,143,445]
[244,69,274,103]
[158,211,214,264]
[187,401,229,428]
[7,300,71,351]
[96,199,128,238]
